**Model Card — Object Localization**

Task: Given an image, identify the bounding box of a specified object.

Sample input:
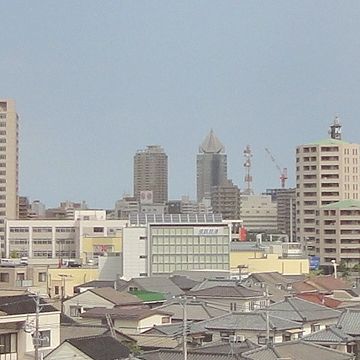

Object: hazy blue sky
[2,1,360,208]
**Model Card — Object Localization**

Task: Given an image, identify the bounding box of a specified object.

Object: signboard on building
[194,227,225,236]
[309,256,320,270]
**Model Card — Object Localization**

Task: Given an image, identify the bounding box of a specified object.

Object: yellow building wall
[48,267,99,298]
[81,236,122,262]
[230,251,309,275]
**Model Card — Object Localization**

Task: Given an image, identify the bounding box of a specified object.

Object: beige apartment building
[0,100,18,256]
[316,200,360,266]
[296,135,360,256]
[133,145,168,204]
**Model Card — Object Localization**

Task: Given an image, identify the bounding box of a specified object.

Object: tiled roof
[242,340,354,360]
[66,335,130,360]
[303,325,355,343]
[0,295,58,315]
[296,293,342,309]
[169,275,199,291]
[138,349,242,360]
[190,278,239,291]
[82,307,172,321]
[192,339,258,355]
[91,287,142,306]
[336,308,360,336]
[189,285,263,299]
[128,334,180,349]
[204,312,302,331]
[246,272,293,286]
[155,300,229,321]
[73,279,129,292]
[128,277,184,298]
[268,297,341,322]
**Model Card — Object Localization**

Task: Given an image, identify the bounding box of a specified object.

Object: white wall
[122,227,147,280]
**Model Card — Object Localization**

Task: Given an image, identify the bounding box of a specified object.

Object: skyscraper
[197,130,227,202]
[296,118,360,256]
[0,100,18,255]
[134,145,168,204]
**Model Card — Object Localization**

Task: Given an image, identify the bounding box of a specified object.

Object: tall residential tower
[0,100,18,254]
[296,118,360,258]
[197,130,227,202]
[134,145,168,204]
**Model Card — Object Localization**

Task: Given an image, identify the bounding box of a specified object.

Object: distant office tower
[134,145,168,204]
[197,130,227,202]
[0,100,18,255]
[265,188,296,241]
[240,194,278,232]
[296,118,360,256]
[211,179,241,219]
[18,196,30,219]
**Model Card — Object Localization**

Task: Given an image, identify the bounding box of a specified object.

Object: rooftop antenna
[329,115,342,140]
[243,145,254,195]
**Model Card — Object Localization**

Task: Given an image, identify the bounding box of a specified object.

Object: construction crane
[265,148,288,189]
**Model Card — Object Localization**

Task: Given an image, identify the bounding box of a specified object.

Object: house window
[54,286,59,295]
[16,273,25,281]
[311,324,320,333]
[70,306,81,317]
[161,316,170,324]
[258,335,273,345]
[0,273,9,282]
[230,302,237,311]
[0,333,17,354]
[283,334,291,342]
[39,330,51,348]
[129,287,138,292]
[93,227,104,233]
[38,272,47,282]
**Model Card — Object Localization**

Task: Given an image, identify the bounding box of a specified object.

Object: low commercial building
[230,242,309,276]
[5,210,127,263]
[123,213,231,279]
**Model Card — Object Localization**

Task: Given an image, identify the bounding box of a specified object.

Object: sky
[2,1,360,208]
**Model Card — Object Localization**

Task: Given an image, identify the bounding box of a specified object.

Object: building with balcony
[316,199,360,266]
[296,119,360,258]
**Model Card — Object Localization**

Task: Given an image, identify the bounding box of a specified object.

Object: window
[16,273,25,281]
[39,330,51,348]
[0,333,17,354]
[258,335,273,345]
[38,272,47,282]
[93,227,104,233]
[70,306,81,317]
[54,286,59,295]
[161,316,170,324]
[311,324,320,332]
[230,302,237,311]
[0,273,9,282]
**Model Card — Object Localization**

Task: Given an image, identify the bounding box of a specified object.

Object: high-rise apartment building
[0,100,18,255]
[197,130,227,202]
[296,119,360,256]
[211,179,241,219]
[134,145,168,204]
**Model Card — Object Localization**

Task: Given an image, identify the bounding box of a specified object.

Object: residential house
[241,340,355,360]
[44,335,131,360]
[168,275,200,292]
[154,299,229,322]
[268,296,341,335]
[303,325,357,355]
[73,279,128,294]
[203,312,303,345]
[0,294,60,359]
[296,292,342,308]
[81,307,172,334]
[124,277,183,299]
[63,287,143,319]
[137,349,243,360]
[188,285,266,312]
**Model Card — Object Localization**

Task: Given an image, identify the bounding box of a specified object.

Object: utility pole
[265,285,270,344]
[181,296,188,360]
[33,293,41,360]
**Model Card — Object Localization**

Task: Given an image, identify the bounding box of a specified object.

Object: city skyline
[2,2,360,207]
